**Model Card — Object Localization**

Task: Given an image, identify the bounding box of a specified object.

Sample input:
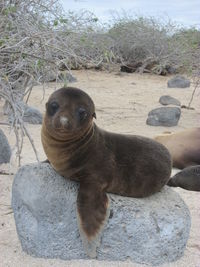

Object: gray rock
[167,76,190,88]
[39,70,58,83]
[146,107,181,127]
[7,102,43,125]
[12,163,191,265]
[57,72,77,83]
[165,65,177,74]
[40,71,77,83]
[23,104,43,124]
[0,129,11,164]
[159,95,181,106]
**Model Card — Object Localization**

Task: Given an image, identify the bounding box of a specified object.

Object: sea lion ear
[77,182,110,258]
[92,112,96,119]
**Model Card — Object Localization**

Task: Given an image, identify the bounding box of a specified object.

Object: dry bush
[188,47,200,108]
[0,0,66,163]
[108,14,199,75]
[58,12,115,69]
[0,1,112,163]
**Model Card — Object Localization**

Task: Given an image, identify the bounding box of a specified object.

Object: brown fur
[41,87,172,258]
[155,128,200,169]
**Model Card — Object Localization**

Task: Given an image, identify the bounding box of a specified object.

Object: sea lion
[168,165,200,191]
[154,128,200,169]
[41,87,172,258]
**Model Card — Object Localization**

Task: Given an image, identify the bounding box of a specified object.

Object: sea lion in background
[41,87,172,258]
[154,128,200,169]
[168,165,200,191]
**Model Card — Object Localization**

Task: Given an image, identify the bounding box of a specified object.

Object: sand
[0,70,200,267]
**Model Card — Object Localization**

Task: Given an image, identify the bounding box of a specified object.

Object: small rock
[0,129,11,164]
[7,102,43,125]
[57,72,77,83]
[12,163,191,265]
[159,95,181,106]
[40,71,77,83]
[23,104,43,124]
[167,76,190,88]
[39,70,57,83]
[165,65,177,74]
[146,107,181,127]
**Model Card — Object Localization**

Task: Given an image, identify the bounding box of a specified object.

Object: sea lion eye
[47,101,59,116]
[78,107,87,121]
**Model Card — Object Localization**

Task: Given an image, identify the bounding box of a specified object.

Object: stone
[0,129,11,164]
[22,104,43,124]
[39,70,58,83]
[159,95,181,106]
[40,71,77,83]
[57,72,77,83]
[146,107,181,127]
[12,163,191,265]
[165,65,177,74]
[7,102,43,125]
[167,76,190,88]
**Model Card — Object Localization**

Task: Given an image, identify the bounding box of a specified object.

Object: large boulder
[159,95,181,106]
[12,163,191,265]
[0,129,11,164]
[146,107,181,127]
[167,76,190,88]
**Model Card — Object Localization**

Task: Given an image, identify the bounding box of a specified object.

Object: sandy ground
[0,70,200,267]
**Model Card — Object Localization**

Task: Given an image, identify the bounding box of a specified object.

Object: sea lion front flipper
[77,182,110,258]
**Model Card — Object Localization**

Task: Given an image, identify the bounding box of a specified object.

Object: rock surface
[0,129,11,164]
[146,107,181,127]
[167,76,190,88]
[6,102,43,125]
[12,163,191,265]
[159,95,181,106]
[22,104,43,124]
[57,72,77,83]
[40,70,77,83]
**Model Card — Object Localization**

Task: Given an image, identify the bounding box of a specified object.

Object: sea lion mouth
[55,128,68,133]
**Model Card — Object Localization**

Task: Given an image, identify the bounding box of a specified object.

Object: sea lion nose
[60,116,69,126]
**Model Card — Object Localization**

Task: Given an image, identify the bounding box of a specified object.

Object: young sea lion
[41,87,172,258]
[154,128,200,169]
[168,165,200,191]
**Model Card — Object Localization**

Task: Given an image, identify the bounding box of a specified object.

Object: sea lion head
[44,87,96,139]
